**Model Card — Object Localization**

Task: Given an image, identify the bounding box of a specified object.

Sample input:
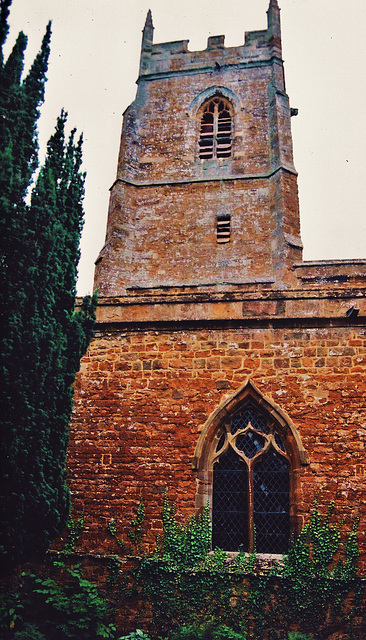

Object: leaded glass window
[212,447,248,550]
[212,403,290,553]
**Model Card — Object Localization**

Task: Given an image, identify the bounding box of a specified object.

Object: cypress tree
[0,0,96,570]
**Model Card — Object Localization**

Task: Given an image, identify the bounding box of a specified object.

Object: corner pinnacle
[267,0,281,40]
[144,9,154,30]
[142,9,154,49]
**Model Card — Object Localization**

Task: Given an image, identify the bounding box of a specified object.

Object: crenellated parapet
[139,3,282,81]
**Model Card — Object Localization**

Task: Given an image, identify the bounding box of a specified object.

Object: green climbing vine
[158,493,211,566]
[1,498,363,639]
[108,495,364,640]
[108,496,145,556]
[280,498,363,637]
[63,509,85,554]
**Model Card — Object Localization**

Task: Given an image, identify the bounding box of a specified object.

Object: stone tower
[95,0,302,295]
[70,1,366,565]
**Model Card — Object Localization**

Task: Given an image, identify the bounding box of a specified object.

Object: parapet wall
[294,259,366,288]
[139,32,281,79]
[139,2,282,79]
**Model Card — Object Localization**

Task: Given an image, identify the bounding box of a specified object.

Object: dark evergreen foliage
[0,1,96,570]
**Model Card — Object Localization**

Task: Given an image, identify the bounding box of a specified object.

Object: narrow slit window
[199,98,232,160]
[217,216,231,244]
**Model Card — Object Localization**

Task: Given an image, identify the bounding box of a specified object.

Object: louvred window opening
[217,217,231,243]
[199,98,232,160]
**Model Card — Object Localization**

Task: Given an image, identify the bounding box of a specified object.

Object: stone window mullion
[213,101,219,158]
[247,460,255,552]
[211,406,291,553]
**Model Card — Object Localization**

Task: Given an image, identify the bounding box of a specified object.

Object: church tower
[95,0,302,295]
[69,2,366,567]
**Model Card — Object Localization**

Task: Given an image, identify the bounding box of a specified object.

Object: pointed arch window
[199,97,232,160]
[212,403,290,553]
[194,382,309,554]
[211,404,291,553]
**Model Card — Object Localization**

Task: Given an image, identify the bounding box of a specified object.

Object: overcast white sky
[5,0,366,295]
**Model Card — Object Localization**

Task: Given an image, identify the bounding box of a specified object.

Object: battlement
[139,1,281,79]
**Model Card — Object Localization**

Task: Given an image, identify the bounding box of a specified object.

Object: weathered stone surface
[94,1,301,295]
[68,2,366,572]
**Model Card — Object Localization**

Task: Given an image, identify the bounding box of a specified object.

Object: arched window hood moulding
[187,85,241,117]
[192,378,310,470]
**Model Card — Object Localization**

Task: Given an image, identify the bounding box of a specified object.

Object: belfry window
[199,97,232,160]
[212,404,290,553]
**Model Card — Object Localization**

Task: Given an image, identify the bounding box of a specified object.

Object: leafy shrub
[119,631,150,640]
[0,560,116,640]
[170,623,246,640]
[13,623,47,640]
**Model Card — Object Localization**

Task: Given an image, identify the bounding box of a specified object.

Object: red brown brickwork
[68,320,366,568]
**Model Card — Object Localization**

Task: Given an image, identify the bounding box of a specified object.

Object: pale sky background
[4,0,366,295]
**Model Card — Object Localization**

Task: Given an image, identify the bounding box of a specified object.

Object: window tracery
[193,381,309,555]
[212,403,290,553]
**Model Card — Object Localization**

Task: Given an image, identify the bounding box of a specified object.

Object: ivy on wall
[0,497,364,639]
[108,495,365,640]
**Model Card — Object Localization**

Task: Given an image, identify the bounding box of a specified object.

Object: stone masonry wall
[96,179,277,294]
[68,322,366,568]
[95,7,301,296]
